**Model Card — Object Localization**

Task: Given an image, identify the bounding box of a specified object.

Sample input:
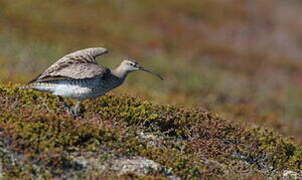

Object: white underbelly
[34,81,109,101]
[53,84,94,99]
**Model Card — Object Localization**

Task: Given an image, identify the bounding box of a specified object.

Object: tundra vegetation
[0,0,302,178]
[0,84,301,179]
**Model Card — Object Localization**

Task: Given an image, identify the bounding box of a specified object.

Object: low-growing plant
[0,84,301,178]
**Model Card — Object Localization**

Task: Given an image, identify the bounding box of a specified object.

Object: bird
[22,47,163,117]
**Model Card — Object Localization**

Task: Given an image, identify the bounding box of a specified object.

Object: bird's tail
[19,84,37,90]
[20,83,52,93]
[19,85,32,90]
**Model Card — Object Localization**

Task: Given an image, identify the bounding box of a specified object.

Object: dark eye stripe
[128,62,137,67]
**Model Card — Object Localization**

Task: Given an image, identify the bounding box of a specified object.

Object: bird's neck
[112,66,128,80]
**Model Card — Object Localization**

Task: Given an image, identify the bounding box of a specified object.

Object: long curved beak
[139,66,164,80]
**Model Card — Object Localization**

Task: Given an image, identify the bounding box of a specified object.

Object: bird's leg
[57,96,72,111]
[70,101,82,118]
[57,97,83,117]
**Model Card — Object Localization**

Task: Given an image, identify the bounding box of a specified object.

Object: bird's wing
[29,47,109,83]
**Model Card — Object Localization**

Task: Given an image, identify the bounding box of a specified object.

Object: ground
[0,84,301,179]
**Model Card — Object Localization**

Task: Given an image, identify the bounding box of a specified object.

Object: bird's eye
[127,62,137,67]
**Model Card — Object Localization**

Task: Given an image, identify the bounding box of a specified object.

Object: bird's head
[120,60,163,80]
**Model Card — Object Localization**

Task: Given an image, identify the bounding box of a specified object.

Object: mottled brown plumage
[29,47,109,83]
[22,47,163,117]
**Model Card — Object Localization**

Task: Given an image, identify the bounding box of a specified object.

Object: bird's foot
[68,102,84,118]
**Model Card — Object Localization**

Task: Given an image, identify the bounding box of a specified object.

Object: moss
[0,83,301,178]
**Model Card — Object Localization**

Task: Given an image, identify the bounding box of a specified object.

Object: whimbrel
[22,47,163,117]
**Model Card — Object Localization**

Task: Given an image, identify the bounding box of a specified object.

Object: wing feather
[28,47,109,83]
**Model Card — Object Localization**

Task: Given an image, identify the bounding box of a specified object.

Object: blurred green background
[1,0,302,143]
